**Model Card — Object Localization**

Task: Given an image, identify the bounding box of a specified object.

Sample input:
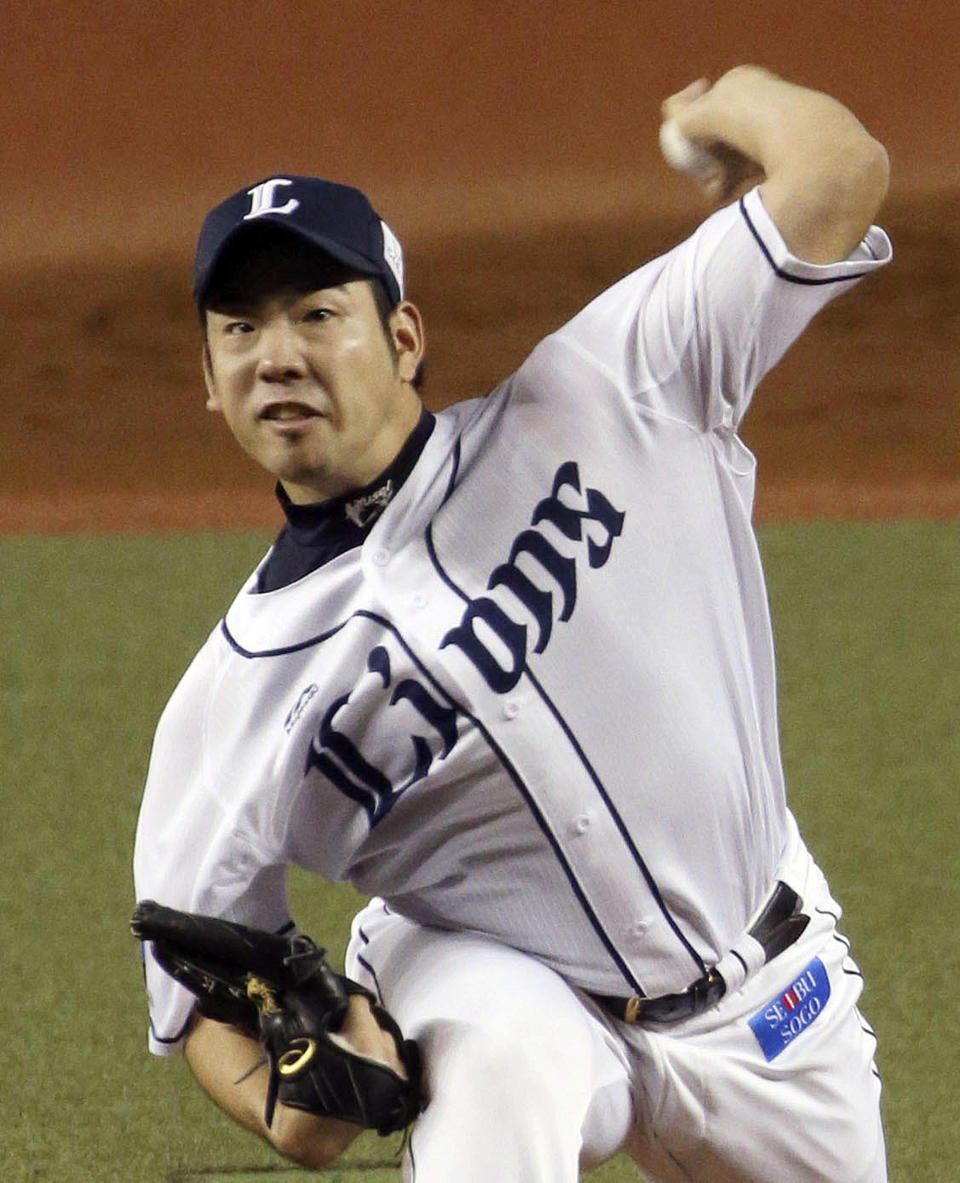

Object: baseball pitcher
[132,67,891,1181]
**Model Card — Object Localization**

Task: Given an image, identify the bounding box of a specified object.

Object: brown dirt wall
[2,2,958,532]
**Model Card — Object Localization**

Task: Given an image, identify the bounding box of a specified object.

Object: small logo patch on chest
[284,683,319,733]
[748,956,831,1061]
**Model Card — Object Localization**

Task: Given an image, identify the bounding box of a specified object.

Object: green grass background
[2,522,956,1181]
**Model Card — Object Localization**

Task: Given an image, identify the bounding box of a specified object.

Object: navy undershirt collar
[255,410,436,593]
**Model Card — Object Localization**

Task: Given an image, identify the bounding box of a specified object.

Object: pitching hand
[662,76,765,204]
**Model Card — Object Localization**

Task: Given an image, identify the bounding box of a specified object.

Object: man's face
[203,235,423,503]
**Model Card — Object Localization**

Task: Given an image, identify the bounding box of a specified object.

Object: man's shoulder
[433,393,495,428]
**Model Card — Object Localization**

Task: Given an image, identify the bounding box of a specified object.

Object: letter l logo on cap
[244,178,300,220]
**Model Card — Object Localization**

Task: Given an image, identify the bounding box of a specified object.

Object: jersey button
[371,547,390,567]
[630,918,650,940]
[503,700,521,719]
[571,811,594,835]
[411,592,429,610]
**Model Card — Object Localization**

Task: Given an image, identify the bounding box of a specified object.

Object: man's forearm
[670,66,889,263]
[184,1014,360,1168]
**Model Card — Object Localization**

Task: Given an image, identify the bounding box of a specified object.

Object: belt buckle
[693,967,726,1008]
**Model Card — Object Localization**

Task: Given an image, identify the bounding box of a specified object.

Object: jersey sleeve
[132,635,293,1056]
[554,185,892,431]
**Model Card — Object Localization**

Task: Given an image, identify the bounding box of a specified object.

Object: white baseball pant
[345,859,885,1181]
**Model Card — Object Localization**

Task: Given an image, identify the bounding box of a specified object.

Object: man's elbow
[792,92,890,220]
[840,132,890,220]
[268,1106,362,1170]
[771,130,890,263]
[820,132,890,256]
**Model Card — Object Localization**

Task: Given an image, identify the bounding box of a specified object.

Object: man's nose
[255,321,306,381]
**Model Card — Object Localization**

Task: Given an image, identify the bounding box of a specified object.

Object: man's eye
[304,307,331,323]
[224,320,253,335]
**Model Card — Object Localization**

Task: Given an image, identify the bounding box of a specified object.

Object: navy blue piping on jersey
[358,614,646,994]
[149,1015,194,1046]
[220,606,645,995]
[739,196,872,285]
[140,932,196,1046]
[816,902,881,1078]
[441,433,463,504]
[355,926,385,1005]
[423,435,468,602]
[424,508,708,980]
[523,663,707,976]
[220,437,466,659]
[816,907,880,1082]
[221,616,350,658]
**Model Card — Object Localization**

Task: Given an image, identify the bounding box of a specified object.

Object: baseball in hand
[658,119,718,180]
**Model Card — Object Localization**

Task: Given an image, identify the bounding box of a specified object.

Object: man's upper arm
[555,191,891,432]
[759,123,889,265]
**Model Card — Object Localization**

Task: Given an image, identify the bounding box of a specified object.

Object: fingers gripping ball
[131,901,421,1135]
[658,119,719,180]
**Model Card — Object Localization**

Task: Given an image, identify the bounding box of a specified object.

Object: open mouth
[259,402,320,422]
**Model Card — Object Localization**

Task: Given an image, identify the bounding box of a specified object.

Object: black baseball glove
[131,900,421,1135]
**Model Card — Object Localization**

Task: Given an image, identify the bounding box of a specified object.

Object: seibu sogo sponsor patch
[748,957,831,1061]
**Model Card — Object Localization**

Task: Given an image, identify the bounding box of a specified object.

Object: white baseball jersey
[134,187,891,1054]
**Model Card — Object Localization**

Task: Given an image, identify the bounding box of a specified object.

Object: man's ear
[202,345,221,412]
[389,301,425,384]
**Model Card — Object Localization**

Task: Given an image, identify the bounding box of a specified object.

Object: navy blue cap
[193,175,405,307]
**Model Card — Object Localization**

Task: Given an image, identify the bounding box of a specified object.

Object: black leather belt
[588,880,809,1026]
